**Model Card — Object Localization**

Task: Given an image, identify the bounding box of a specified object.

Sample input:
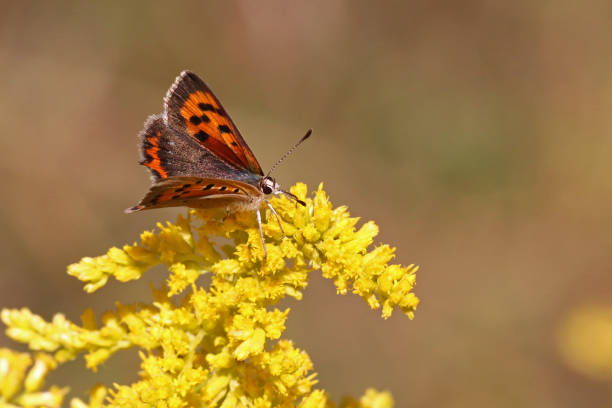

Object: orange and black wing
[125,176,261,213]
[163,71,263,176]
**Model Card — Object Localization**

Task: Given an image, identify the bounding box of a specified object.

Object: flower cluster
[1,183,419,407]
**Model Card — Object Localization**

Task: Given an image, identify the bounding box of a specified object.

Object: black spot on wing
[219,186,227,191]
[189,115,201,125]
[175,184,192,193]
[195,130,210,142]
[218,125,231,134]
[198,103,215,111]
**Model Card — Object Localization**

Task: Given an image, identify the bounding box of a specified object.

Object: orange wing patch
[164,71,263,176]
[141,128,168,179]
[179,90,262,174]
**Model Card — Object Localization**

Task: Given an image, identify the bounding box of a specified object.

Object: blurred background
[1,1,612,406]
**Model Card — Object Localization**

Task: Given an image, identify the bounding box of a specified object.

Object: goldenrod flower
[2,183,418,407]
[0,349,67,407]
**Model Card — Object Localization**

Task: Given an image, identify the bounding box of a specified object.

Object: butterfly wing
[138,115,260,185]
[130,72,267,214]
[163,71,263,176]
[125,176,262,213]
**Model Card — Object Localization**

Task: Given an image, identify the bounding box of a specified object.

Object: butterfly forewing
[163,71,263,176]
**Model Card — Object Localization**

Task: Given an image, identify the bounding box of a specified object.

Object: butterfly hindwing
[125,177,261,213]
[139,115,169,180]
[163,71,263,176]
[139,115,261,185]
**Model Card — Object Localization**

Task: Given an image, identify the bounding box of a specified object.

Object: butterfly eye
[262,185,273,195]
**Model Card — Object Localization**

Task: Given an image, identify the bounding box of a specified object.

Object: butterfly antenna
[280,190,306,206]
[266,129,312,178]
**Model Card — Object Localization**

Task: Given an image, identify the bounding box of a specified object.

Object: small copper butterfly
[126,71,310,256]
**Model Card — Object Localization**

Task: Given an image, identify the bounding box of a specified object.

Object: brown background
[1,1,611,406]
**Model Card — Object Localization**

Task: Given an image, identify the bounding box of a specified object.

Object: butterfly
[126,70,310,256]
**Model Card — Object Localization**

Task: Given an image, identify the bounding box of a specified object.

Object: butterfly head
[259,175,306,206]
[259,176,279,195]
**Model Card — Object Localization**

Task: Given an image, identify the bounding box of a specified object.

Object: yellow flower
[339,389,394,408]
[558,304,612,381]
[2,183,418,407]
[70,385,107,408]
[0,348,67,407]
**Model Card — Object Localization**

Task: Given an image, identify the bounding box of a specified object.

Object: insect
[126,70,310,256]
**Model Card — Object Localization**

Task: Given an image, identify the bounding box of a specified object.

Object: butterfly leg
[256,208,267,258]
[266,201,285,235]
